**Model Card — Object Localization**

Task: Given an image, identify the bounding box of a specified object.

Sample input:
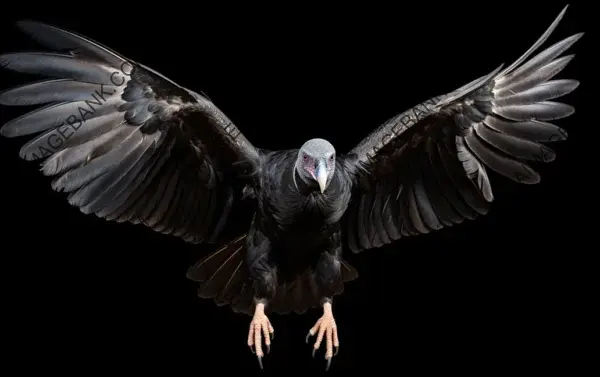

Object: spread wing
[343,6,582,253]
[0,21,260,244]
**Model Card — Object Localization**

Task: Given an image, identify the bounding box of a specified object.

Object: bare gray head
[294,138,336,193]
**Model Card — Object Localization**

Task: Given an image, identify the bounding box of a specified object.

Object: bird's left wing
[342,6,582,253]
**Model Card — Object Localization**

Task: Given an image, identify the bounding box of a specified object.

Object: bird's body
[198,147,358,316]
[251,148,354,293]
[0,6,582,371]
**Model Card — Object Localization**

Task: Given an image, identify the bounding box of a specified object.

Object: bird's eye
[303,154,309,161]
[329,154,334,161]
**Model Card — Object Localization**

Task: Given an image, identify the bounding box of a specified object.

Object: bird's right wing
[0,21,260,245]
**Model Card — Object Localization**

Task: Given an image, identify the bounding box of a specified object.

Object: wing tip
[15,19,45,35]
[572,31,585,42]
[0,124,13,138]
[16,19,35,27]
[496,5,578,79]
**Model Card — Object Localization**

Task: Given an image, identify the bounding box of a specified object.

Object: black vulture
[0,5,582,371]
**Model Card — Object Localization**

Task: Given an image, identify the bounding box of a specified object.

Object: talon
[334,346,339,356]
[257,356,263,370]
[312,348,317,358]
[326,358,331,371]
[249,345,255,354]
[305,332,312,343]
[266,344,270,354]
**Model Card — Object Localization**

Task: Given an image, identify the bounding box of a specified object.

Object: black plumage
[0,6,582,370]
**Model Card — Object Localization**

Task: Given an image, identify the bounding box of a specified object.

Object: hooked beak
[315,161,328,193]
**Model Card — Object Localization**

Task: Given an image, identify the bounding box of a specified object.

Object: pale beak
[316,161,328,193]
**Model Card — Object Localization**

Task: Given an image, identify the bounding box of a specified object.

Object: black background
[0,4,591,375]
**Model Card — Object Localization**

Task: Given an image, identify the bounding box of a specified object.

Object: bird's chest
[261,183,348,243]
[292,193,337,227]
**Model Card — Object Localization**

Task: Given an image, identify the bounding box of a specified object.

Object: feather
[482,116,567,143]
[16,20,127,67]
[494,79,579,107]
[1,95,122,138]
[494,55,574,96]
[21,112,125,162]
[464,131,540,184]
[438,143,489,214]
[456,137,493,201]
[426,139,477,220]
[0,79,119,106]
[493,101,575,121]
[497,33,584,87]
[419,151,461,226]
[496,5,569,78]
[0,53,115,85]
[413,178,442,231]
[474,123,555,162]
[80,134,159,214]
[50,125,141,192]
[96,138,163,218]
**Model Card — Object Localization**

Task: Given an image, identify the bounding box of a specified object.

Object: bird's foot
[247,303,274,370]
[306,303,339,371]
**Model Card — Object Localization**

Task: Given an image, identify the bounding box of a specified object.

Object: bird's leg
[306,298,339,370]
[306,232,342,370]
[248,298,274,369]
[245,226,275,369]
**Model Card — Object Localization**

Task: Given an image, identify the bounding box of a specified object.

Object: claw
[312,348,317,358]
[257,356,263,370]
[334,346,339,356]
[249,345,255,354]
[305,331,312,344]
[266,344,270,354]
[326,358,331,371]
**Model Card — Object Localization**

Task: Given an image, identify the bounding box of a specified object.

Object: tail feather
[187,234,247,300]
[187,234,360,315]
[270,261,358,315]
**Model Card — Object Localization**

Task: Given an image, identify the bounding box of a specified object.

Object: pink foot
[247,302,274,369]
[306,302,339,371]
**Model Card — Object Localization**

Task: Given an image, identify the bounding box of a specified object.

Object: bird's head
[295,138,336,193]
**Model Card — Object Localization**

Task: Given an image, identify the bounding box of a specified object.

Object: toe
[314,325,326,350]
[247,324,254,349]
[262,322,271,351]
[325,327,333,359]
[253,323,263,357]
[333,326,339,356]
[269,322,275,337]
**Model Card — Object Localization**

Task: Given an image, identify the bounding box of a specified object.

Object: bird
[0,5,582,371]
